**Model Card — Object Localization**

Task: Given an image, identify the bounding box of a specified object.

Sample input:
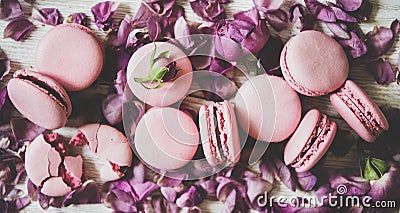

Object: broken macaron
[69,123,133,181]
[25,133,83,197]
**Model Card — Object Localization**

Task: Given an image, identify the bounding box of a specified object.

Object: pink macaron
[199,101,241,167]
[25,133,83,196]
[69,123,133,181]
[134,107,199,170]
[280,30,349,96]
[235,75,301,142]
[7,70,72,130]
[330,80,389,142]
[284,109,337,172]
[127,42,193,107]
[35,23,104,91]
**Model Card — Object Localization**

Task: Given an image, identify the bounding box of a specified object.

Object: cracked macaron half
[69,123,133,181]
[330,80,389,142]
[199,101,241,167]
[284,109,337,172]
[25,133,83,197]
[7,70,72,130]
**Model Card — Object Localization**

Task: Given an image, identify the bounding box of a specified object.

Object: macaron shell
[134,107,199,170]
[296,122,337,172]
[35,23,104,91]
[235,75,301,142]
[77,124,100,152]
[284,109,321,165]
[64,156,83,179]
[96,125,129,154]
[330,80,388,142]
[281,30,349,96]
[199,105,220,166]
[48,147,62,177]
[41,177,71,197]
[100,162,123,182]
[25,134,53,186]
[99,142,133,166]
[127,42,193,107]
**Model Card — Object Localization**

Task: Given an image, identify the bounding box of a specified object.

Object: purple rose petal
[157,172,188,188]
[338,31,368,58]
[160,187,178,202]
[132,181,159,201]
[0,0,23,20]
[0,58,10,80]
[252,0,284,11]
[200,74,238,102]
[147,16,162,41]
[152,196,180,213]
[329,170,371,196]
[289,3,304,23]
[3,18,34,41]
[326,22,350,39]
[32,8,63,26]
[304,0,336,22]
[123,99,145,141]
[114,69,127,96]
[106,189,137,212]
[0,149,24,185]
[366,26,395,59]
[91,1,118,31]
[330,6,358,23]
[245,177,272,210]
[368,163,400,201]
[274,158,296,192]
[336,0,363,12]
[67,12,87,26]
[63,180,101,207]
[176,186,206,208]
[174,17,194,49]
[199,177,218,198]
[296,171,317,191]
[391,19,400,34]
[190,0,226,22]
[367,58,396,85]
[10,117,45,143]
[27,179,37,201]
[265,9,288,32]
[102,93,123,125]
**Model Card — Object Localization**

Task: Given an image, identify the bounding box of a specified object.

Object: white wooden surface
[0,0,399,212]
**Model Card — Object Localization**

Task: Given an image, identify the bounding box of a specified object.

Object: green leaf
[370,157,390,177]
[134,76,153,83]
[153,67,168,80]
[363,158,380,180]
[156,50,170,59]
[149,43,157,68]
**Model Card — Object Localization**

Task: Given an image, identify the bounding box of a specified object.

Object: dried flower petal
[106,189,137,212]
[390,19,400,34]
[245,177,272,210]
[176,186,206,208]
[0,58,10,80]
[352,0,372,22]
[367,58,396,85]
[3,18,34,41]
[336,0,363,12]
[0,87,12,126]
[91,1,118,31]
[190,0,226,22]
[32,8,63,26]
[253,0,284,11]
[296,171,317,191]
[330,6,358,22]
[329,170,371,196]
[289,3,304,23]
[67,13,87,26]
[152,196,180,213]
[366,26,395,59]
[200,74,238,102]
[102,94,123,125]
[368,163,400,201]
[10,117,45,143]
[304,0,336,22]
[326,22,350,39]
[174,17,194,49]
[0,0,23,20]
[338,31,368,58]
[265,9,288,32]
[63,180,101,206]
[300,14,318,31]
[0,149,24,184]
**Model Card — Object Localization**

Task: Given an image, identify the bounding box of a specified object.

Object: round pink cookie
[127,42,193,107]
[35,23,104,91]
[235,75,301,142]
[284,109,337,172]
[134,107,199,170]
[330,80,389,142]
[280,30,349,96]
[7,70,72,130]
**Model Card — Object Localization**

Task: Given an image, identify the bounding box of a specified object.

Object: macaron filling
[281,45,326,96]
[289,114,333,169]
[204,103,232,165]
[15,72,69,112]
[336,84,383,137]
